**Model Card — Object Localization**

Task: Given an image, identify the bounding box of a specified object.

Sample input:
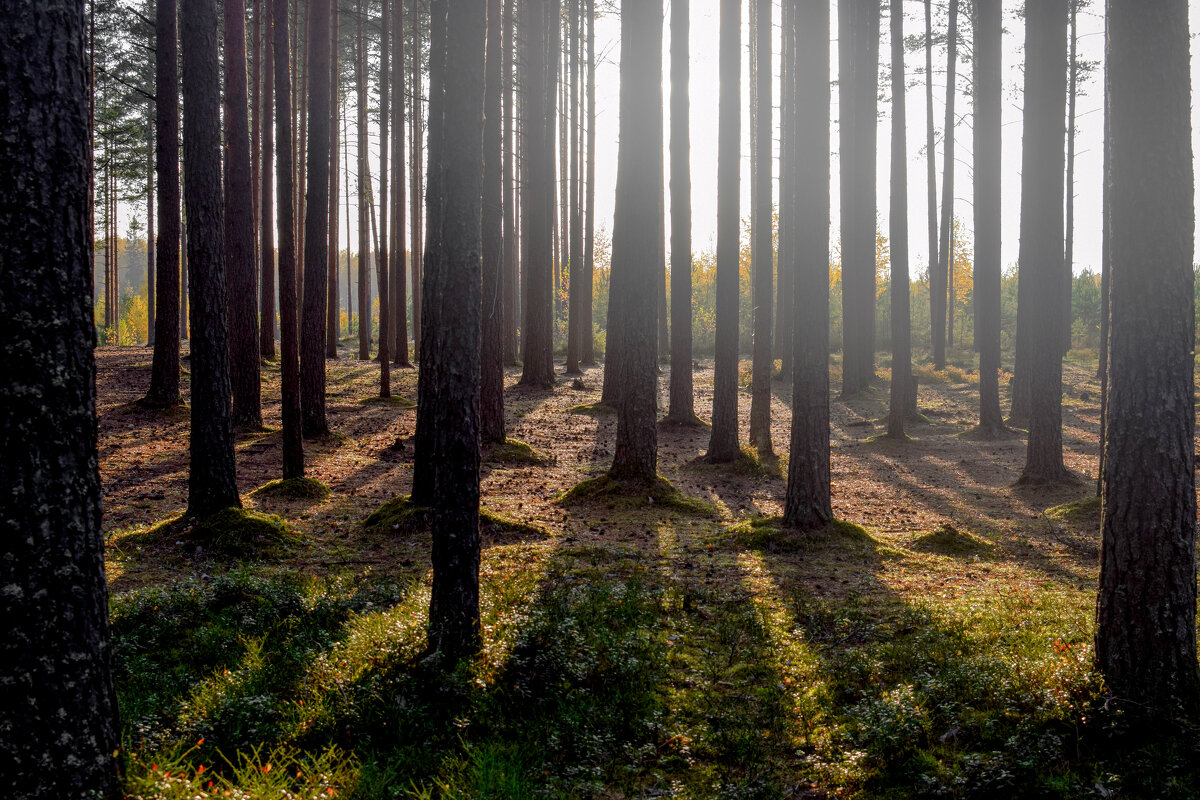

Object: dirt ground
[98,344,1104,602]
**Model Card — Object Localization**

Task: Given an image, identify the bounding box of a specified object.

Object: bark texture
[748,0,773,454]
[667,0,696,425]
[0,3,121,794]
[886,0,910,439]
[481,0,506,443]
[932,0,957,369]
[260,0,277,359]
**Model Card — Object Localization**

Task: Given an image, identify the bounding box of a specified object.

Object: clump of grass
[567,401,615,416]
[479,508,549,540]
[1045,496,1101,531]
[250,477,330,501]
[729,516,875,553]
[141,508,305,560]
[556,474,714,516]
[915,362,974,385]
[359,394,416,408]
[911,523,994,557]
[685,446,784,479]
[364,495,548,539]
[485,438,547,465]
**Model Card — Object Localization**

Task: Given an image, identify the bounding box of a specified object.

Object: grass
[556,474,716,516]
[359,394,416,408]
[250,477,331,501]
[1046,496,1102,530]
[363,495,550,540]
[567,401,615,416]
[910,523,996,557]
[687,446,785,479]
[728,516,876,554]
[484,437,547,465]
[131,508,306,561]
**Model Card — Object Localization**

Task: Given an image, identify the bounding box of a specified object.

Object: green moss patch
[1045,496,1101,531]
[556,474,715,516]
[250,477,331,501]
[911,524,995,557]
[142,507,305,560]
[730,516,875,553]
[686,446,783,479]
[479,508,550,540]
[485,438,548,465]
[359,394,417,408]
[567,401,615,416]
[364,495,549,540]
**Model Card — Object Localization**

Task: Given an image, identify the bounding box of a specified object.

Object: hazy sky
[585,0,1194,277]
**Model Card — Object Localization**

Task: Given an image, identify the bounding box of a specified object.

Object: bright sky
[587,0,1198,277]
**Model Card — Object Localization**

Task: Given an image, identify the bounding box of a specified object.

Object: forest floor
[98,344,1199,800]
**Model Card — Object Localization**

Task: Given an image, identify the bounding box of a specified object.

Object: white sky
[585,0,1194,277]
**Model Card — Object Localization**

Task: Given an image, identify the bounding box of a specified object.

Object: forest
[2,0,1199,798]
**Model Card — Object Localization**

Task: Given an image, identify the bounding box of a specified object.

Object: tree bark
[748,0,773,454]
[783,0,832,530]
[275,0,305,480]
[502,0,519,364]
[147,119,156,346]
[667,0,696,425]
[0,2,121,792]
[377,0,392,398]
[391,0,410,367]
[1096,0,1200,720]
[427,0,486,662]
[774,0,793,383]
[1018,0,1070,485]
[705,0,742,463]
[145,0,183,406]
[410,0,423,361]
[225,0,263,430]
[581,0,595,364]
[481,0,506,443]
[565,0,583,375]
[260,0,277,359]
[932,0,957,370]
[886,0,911,439]
[355,0,370,361]
[923,0,937,365]
[182,0,241,517]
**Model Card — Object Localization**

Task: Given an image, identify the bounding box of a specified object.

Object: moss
[479,508,550,539]
[567,402,615,416]
[686,446,783,479]
[730,516,875,552]
[911,524,994,557]
[1045,496,1101,531]
[556,474,715,516]
[145,508,306,560]
[364,495,549,539]
[485,438,548,465]
[360,394,417,408]
[250,477,331,501]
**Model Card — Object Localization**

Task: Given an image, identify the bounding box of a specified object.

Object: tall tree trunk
[145,0,182,406]
[581,0,595,363]
[608,0,662,483]
[973,0,1005,437]
[0,3,121,793]
[1063,2,1078,356]
[481,0,506,442]
[147,120,156,345]
[555,11,566,323]
[427,0,486,662]
[225,0,264,430]
[886,0,911,439]
[275,0,305,479]
[302,0,333,430]
[181,193,189,339]
[260,0,277,359]
[376,0,392,396]
[517,0,557,388]
[392,0,410,366]
[783,0,832,530]
[356,0,370,360]
[182,0,241,517]
[410,0,423,361]
[297,0,309,286]
[1017,0,1070,485]
[502,0,518,364]
[932,0,958,369]
[666,0,696,425]
[252,0,262,244]
[839,0,880,397]
[924,0,937,363]
[748,0,773,454]
[705,0,741,463]
[327,0,340,358]
[1096,0,1200,720]
[565,0,582,374]
[774,0,793,383]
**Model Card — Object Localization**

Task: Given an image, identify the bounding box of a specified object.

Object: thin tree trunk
[748,0,772,454]
[260,0,277,359]
[411,0,423,361]
[147,120,156,346]
[375,0,392,396]
[705,0,741,463]
[327,0,340,358]
[581,0,595,364]
[392,0,410,366]
[356,1,370,360]
[667,0,696,425]
[502,0,519,364]
[886,0,911,439]
[933,0,958,369]
[924,0,937,363]
[181,0,241,517]
[774,0,792,382]
[564,0,582,374]
[1063,1,1078,356]
[481,0,506,442]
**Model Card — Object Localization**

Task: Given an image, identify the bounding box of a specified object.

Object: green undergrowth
[556,474,715,516]
[728,516,876,554]
[484,437,547,465]
[133,508,306,561]
[363,495,549,540]
[1046,496,1102,531]
[567,401,615,416]
[911,523,996,557]
[251,477,331,501]
[687,446,784,479]
[359,394,416,408]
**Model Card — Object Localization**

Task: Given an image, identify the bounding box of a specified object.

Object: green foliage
[137,509,306,561]
[251,478,332,502]
[484,438,548,465]
[557,474,715,516]
[911,524,995,557]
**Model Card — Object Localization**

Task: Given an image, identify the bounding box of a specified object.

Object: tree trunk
[356,0,370,361]
[565,0,583,375]
[748,0,773,454]
[410,0,423,361]
[327,0,340,358]
[886,0,910,439]
[581,0,595,364]
[145,0,182,406]
[705,0,741,463]
[502,0,519,364]
[783,0,832,530]
[1017,0,1070,485]
[182,0,241,517]
[260,0,277,359]
[275,0,305,480]
[1096,0,1200,720]
[923,0,937,364]
[608,0,662,482]
[0,2,121,792]
[517,0,557,388]
[392,0,410,366]
[481,0,506,443]
[839,0,880,397]
[147,119,156,346]
[667,0,696,425]
[932,0,958,370]
[225,0,263,430]
[973,0,1005,437]
[774,0,792,383]
[427,0,486,662]
[377,0,392,398]
[1063,2,1078,356]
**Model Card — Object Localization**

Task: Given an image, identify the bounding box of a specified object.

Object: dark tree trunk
[783,0,832,531]
[377,0,392,397]
[502,0,519,364]
[182,0,241,517]
[146,0,183,406]
[181,206,189,338]
[774,0,793,383]
[581,0,595,364]
[392,0,410,367]
[923,0,937,364]
[410,0,423,361]
[412,0,450,507]
[1096,0,1200,720]
[705,0,741,463]
[427,0,486,662]
[565,0,583,375]
[356,0,370,361]
[518,0,557,389]
[839,0,880,397]
[327,0,341,358]
[1018,0,1070,485]
[260,0,277,359]
[251,0,262,247]
[275,0,305,479]
[481,0,506,443]
[666,0,696,425]
[302,0,333,427]
[0,3,121,793]
[886,0,910,439]
[748,0,773,454]
[1063,2,1078,356]
[932,0,957,370]
[1097,88,1109,497]
[147,120,156,346]
[225,0,263,430]
[973,0,1005,437]
[607,0,662,482]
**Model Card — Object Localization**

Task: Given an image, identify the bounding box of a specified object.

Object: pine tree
[886,0,911,440]
[667,0,698,426]
[748,0,773,454]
